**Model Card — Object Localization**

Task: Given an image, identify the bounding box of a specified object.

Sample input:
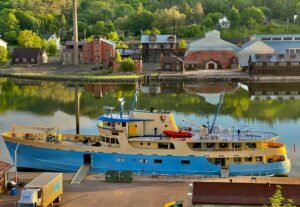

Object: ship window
[154,159,163,164]
[234,157,242,163]
[165,125,168,128]
[256,156,263,162]
[219,143,228,148]
[122,122,126,127]
[193,143,201,149]
[246,143,256,149]
[140,142,143,145]
[105,137,109,143]
[116,158,125,162]
[158,143,168,149]
[111,138,116,144]
[112,132,119,135]
[140,159,148,163]
[170,143,175,149]
[245,157,253,162]
[233,143,241,148]
[181,160,190,164]
[107,123,111,127]
[206,143,215,148]
[101,136,105,142]
[147,142,151,146]
[116,139,119,144]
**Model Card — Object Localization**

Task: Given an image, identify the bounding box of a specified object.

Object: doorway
[83,154,92,165]
[205,61,218,69]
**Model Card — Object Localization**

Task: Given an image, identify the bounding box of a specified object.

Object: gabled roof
[186,30,240,53]
[141,34,176,44]
[12,48,42,58]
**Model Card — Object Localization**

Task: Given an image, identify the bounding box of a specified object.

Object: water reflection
[0,78,299,176]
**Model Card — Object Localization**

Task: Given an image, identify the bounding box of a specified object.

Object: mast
[209,92,224,134]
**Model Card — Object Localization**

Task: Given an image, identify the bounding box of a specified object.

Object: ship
[1,97,291,177]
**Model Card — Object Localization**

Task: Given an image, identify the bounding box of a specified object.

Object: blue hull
[4,140,290,176]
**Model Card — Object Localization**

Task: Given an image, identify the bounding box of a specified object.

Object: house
[218,16,230,29]
[82,36,116,65]
[62,40,86,65]
[42,33,61,50]
[0,161,13,194]
[253,34,300,54]
[0,38,7,49]
[160,56,184,72]
[141,33,176,62]
[12,48,48,64]
[238,39,274,69]
[248,53,300,75]
[184,30,239,70]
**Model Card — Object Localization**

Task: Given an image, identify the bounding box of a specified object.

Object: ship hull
[4,140,290,176]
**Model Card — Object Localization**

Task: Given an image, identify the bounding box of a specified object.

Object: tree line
[1,0,300,44]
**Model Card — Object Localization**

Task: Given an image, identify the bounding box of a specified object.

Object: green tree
[0,10,19,43]
[228,6,240,28]
[0,46,8,65]
[116,42,128,49]
[241,6,264,27]
[47,39,58,56]
[18,30,43,48]
[107,31,119,41]
[203,12,223,29]
[120,58,135,72]
[178,39,187,48]
[266,185,295,207]
[152,27,161,35]
[143,29,152,35]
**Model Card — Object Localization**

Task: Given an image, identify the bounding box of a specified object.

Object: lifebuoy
[160,114,166,122]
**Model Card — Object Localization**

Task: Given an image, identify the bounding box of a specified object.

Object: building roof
[12,48,42,58]
[254,34,300,40]
[141,34,176,44]
[192,182,300,205]
[65,40,87,46]
[238,40,274,67]
[186,30,240,53]
[0,161,13,176]
[250,53,300,62]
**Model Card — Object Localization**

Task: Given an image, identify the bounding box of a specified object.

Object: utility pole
[72,0,79,65]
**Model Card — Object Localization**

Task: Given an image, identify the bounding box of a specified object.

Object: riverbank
[1,65,300,82]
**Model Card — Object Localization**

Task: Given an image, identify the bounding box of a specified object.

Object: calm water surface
[0,79,299,176]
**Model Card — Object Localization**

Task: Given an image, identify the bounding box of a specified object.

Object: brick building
[184,30,239,70]
[82,36,115,65]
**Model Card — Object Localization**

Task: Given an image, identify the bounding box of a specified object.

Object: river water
[0,78,299,176]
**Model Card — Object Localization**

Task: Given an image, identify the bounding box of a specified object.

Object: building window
[31,58,35,63]
[278,91,286,95]
[267,62,275,66]
[154,159,162,164]
[15,58,19,62]
[291,91,298,95]
[283,37,293,40]
[160,44,164,49]
[181,160,190,164]
[279,62,287,66]
[272,37,282,41]
[140,159,148,163]
[296,49,300,54]
[245,157,253,162]
[22,58,27,62]
[256,156,263,162]
[291,62,299,66]
[256,63,263,66]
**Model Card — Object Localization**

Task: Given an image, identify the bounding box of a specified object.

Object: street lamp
[14,143,20,185]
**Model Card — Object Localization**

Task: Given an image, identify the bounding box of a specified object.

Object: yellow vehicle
[164,200,183,207]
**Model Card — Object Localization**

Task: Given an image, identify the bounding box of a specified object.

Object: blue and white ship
[2,98,291,176]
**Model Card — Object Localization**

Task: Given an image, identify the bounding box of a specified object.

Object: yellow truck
[17,172,63,207]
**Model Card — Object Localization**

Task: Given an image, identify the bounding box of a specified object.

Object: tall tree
[18,30,43,48]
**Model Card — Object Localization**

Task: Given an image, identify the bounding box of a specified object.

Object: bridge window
[246,143,256,149]
[234,157,242,163]
[158,143,168,149]
[233,143,241,148]
[256,156,263,162]
[206,143,215,148]
[245,157,253,162]
[219,143,228,148]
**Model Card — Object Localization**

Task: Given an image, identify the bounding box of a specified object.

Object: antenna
[209,92,225,134]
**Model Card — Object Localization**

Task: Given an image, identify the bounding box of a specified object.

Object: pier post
[75,84,80,134]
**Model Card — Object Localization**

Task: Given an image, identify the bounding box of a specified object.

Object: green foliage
[120,58,135,72]
[178,39,187,49]
[47,39,58,56]
[0,46,8,64]
[18,30,43,48]
[115,51,122,62]
[265,185,295,207]
[116,42,128,49]
[228,6,240,28]
[107,31,119,41]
